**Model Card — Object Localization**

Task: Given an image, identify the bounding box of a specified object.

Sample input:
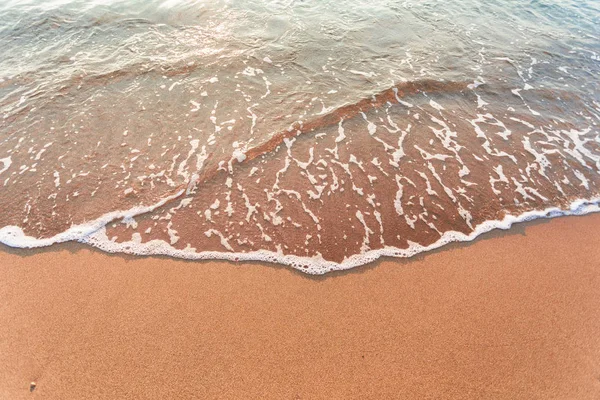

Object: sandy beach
[1,213,600,399]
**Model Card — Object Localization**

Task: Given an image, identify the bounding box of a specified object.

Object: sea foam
[1,195,598,275]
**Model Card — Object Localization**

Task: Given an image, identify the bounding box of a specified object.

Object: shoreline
[1,213,600,398]
[2,196,599,275]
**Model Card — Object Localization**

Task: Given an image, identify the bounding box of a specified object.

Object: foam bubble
[0,157,11,175]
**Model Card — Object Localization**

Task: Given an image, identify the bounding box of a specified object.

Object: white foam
[2,194,598,276]
[232,148,247,163]
[0,189,184,248]
[73,196,600,275]
[0,156,11,175]
[348,70,376,78]
[335,120,346,143]
[429,99,444,111]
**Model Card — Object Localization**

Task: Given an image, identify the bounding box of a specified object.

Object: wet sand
[1,214,600,399]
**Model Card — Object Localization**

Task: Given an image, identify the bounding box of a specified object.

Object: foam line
[1,194,598,275]
[0,189,185,248]
[82,197,600,274]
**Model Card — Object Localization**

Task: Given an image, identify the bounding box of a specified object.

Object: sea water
[0,0,599,273]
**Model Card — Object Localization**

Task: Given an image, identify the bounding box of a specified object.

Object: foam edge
[0,189,184,248]
[1,196,599,275]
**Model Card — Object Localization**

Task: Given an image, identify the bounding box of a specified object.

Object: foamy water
[1,0,599,273]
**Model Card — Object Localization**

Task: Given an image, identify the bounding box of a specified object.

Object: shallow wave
[1,195,598,275]
[1,0,599,273]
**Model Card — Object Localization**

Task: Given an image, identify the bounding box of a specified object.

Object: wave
[1,0,599,274]
[1,192,598,275]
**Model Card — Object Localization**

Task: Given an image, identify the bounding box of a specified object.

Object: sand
[1,213,600,399]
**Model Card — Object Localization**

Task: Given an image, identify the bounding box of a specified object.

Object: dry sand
[1,213,600,399]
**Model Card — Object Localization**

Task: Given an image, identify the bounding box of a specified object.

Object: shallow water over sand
[1,0,599,273]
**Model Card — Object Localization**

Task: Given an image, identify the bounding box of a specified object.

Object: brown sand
[1,214,600,399]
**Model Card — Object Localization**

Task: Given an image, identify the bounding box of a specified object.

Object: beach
[1,213,599,399]
[1,0,600,398]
